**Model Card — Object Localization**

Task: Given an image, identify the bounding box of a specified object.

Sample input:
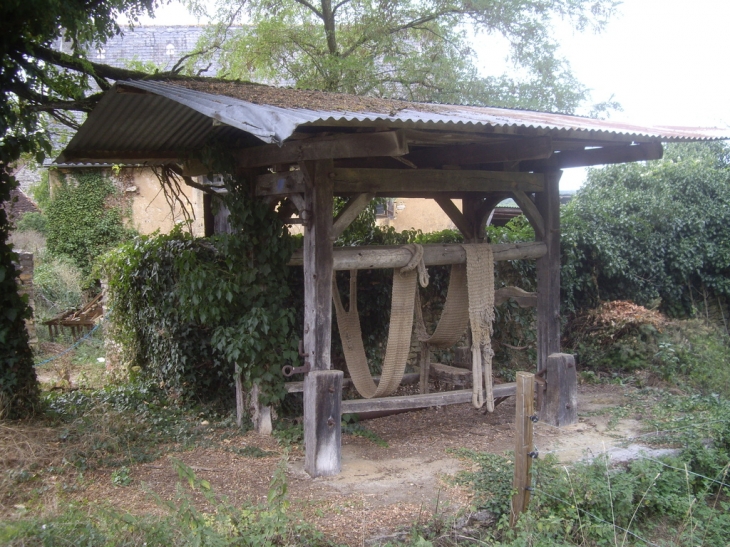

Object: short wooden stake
[511,371,535,527]
[304,370,343,477]
[235,367,244,428]
[249,383,273,436]
[419,342,431,394]
[539,353,578,427]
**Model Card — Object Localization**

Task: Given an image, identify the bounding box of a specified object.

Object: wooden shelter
[58,79,727,477]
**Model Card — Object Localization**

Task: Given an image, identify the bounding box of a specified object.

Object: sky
[130,0,730,191]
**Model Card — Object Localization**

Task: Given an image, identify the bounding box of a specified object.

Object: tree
[188,0,618,112]
[561,142,730,318]
[0,0,158,418]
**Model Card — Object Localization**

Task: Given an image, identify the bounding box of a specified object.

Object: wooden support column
[301,159,342,477]
[540,353,577,426]
[535,171,562,374]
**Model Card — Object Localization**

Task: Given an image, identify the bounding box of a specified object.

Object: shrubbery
[47,170,133,278]
[561,142,730,318]
[103,184,298,406]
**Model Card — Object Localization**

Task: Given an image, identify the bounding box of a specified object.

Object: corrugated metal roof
[58,79,729,163]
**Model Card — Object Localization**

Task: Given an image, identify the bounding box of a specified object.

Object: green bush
[14,211,47,234]
[33,252,83,318]
[561,142,730,318]
[103,184,298,406]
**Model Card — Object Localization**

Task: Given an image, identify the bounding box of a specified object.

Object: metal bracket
[282,339,311,377]
[528,449,539,459]
[530,414,539,423]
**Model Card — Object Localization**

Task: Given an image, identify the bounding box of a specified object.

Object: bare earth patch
[1,383,647,545]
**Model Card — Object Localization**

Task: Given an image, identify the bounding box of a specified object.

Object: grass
[0,459,336,547]
[0,381,252,518]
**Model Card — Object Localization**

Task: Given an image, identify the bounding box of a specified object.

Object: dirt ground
[3,382,650,546]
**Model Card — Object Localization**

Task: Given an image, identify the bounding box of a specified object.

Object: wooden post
[511,371,535,527]
[249,382,273,435]
[304,370,343,476]
[419,342,431,394]
[301,159,342,477]
[540,353,577,427]
[535,171,562,374]
[235,366,245,428]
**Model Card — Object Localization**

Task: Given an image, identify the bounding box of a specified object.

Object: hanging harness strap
[333,248,423,398]
[414,263,470,349]
[463,244,496,411]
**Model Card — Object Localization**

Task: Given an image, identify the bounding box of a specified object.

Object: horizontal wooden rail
[288,241,546,270]
[341,382,517,414]
[286,372,421,393]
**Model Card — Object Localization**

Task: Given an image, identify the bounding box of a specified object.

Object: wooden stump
[539,353,577,427]
[304,370,343,477]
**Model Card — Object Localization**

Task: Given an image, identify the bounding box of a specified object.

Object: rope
[400,243,429,288]
[463,244,495,411]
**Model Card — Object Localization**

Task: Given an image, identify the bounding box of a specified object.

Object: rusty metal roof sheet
[58,79,729,163]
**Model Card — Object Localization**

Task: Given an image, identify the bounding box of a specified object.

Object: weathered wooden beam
[332,168,544,193]
[331,193,374,240]
[341,383,517,413]
[494,286,537,308]
[285,372,421,393]
[289,241,546,270]
[405,136,553,168]
[535,172,562,373]
[304,370,343,477]
[539,353,577,427]
[521,142,663,171]
[256,170,306,196]
[302,159,339,477]
[510,190,545,240]
[236,130,409,168]
[434,197,474,239]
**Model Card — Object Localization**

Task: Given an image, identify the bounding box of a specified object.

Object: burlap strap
[333,266,418,398]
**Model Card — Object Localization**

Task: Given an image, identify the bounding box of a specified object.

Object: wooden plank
[289,241,546,270]
[304,370,343,477]
[332,168,544,193]
[535,171,562,373]
[521,142,663,171]
[539,353,578,427]
[340,383,517,413]
[286,372,421,393]
[511,372,535,527]
[404,136,553,168]
[236,130,409,168]
[331,193,374,240]
[256,170,306,196]
[435,197,474,239]
[510,190,545,240]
